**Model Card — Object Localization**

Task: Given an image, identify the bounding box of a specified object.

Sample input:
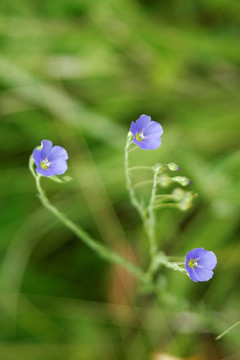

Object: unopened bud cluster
[172,188,197,211]
[156,163,193,188]
[154,163,197,211]
[172,176,192,186]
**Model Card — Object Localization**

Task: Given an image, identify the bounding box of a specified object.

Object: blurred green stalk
[29,155,145,281]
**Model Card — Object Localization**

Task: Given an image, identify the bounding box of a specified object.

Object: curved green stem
[153,203,179,210]
[146,166,161,258]
[124,134,147,222]
[128,166,154,172]
[162,261,188,274]
[132,180,154,190]
[29,156,145,281]
[154,194,175,200]
[128,146,138,153]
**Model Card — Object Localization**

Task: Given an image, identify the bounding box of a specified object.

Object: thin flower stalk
[124,133,147,222]
[29,155,145,281]
[146,165,162,258]
[153,203,180,210]
[128,166,154,172]
[132,180,154,190]
[163,261,188,274]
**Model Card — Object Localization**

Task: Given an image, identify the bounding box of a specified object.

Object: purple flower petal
[50,160,68,175]
[48,146,68,161]
[132,138,146,149]
[187,267,198,282]
[185,248,217,283]
[35,167,56,177]
[143,121,163,137]
[32,140,68,177]
[130,121,137,136]
[33,148,41,167]
[134,114,151,133]
[186,248,207,264]
[197,251,217,270]
[130,114,163,150]
[133,136,162,150]
[36,160,67,177]
[192,267,214,282]
[40,140,53,160]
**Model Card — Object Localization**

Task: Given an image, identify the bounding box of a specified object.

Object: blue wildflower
[33,140,68,177]
[185,248,217,282]
[130,114,163,150]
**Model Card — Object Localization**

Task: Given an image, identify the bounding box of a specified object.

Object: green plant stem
[167,256,185,262]
[132,180,154,189]
[128,146,138,153]
[154,194,175,200]
[153,195,177,208]
[128,166,154,172]
[29,156,145,281]
[123,141,188,281]
[143,166,162,277]
[124,134,147,222]
[124,137,161,279]
[153,203,179,210]
[146,166,161,258]
[216,321,240,340]
[162,261,188,274]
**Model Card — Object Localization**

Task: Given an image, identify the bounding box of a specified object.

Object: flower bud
[178,191,197,211]
[127,131,133,140]
[183,191,194,203]
[172,187,185,201]
[158,174,172,187]
[167,162,181,171]
[154,163,163,172]
[179,201,192,211]
[172,176,192,187]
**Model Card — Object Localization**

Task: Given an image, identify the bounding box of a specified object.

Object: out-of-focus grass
[0,0,240,359]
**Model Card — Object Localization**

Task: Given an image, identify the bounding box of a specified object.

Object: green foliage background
[0,0,240,359]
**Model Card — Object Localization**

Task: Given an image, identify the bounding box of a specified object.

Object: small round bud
[127,131,133,140]
[172,187,185,201]
[154,163,163,172]
[167,162,181,171]
[158,174,172,187]
[179,201,192,211]
[183,191,194,203]
[172,176,192,187]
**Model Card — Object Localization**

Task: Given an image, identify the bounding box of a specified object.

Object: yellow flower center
[41,159,51,169]
[136,132,144,142]
[188,259,198,269]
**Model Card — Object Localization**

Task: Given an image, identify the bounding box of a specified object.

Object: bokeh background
[0,0,240,359]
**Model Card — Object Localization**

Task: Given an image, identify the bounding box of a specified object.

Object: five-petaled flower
[130,114,163,150]
[33,140,68,177]
[185,248,217,282]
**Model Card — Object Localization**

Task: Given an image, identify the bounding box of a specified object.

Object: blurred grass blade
[216,320,240,340]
